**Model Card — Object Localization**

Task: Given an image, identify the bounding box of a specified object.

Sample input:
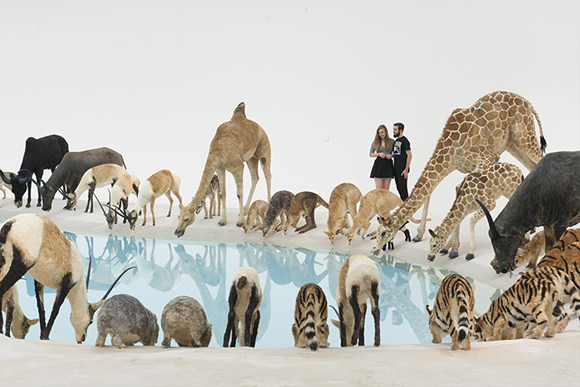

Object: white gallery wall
[1,1,579,218]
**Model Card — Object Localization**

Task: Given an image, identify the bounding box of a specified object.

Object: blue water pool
[12,232,501,347]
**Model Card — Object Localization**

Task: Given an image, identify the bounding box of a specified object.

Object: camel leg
[216,168,227,226]
[413,195,430,242]
[258,148,272,203]
[244,157,260,215]
[230,165,246,227]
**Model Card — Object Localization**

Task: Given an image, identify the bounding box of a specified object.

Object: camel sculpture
[371,91,546,255]
[174,102,272,237]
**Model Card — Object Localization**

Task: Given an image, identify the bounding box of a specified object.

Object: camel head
[175,203,195,238]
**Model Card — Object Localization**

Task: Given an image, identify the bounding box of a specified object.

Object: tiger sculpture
[521,266,580,323]
[291,283,330,351]
[472,296,523,342]
[474,276,565,341]
[560,242,580,291]
[425,274,475,350]
[537,228,580,268]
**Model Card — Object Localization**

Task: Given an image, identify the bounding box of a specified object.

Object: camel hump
[232,102,247,120]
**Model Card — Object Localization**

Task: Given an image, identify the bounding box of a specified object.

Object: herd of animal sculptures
[174,91,578,278]
[2,91,578,275]
[1,90,580,351]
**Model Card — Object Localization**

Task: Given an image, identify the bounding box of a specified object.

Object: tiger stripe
[475,276,565,341]
[426,274,474,350]
[537,228,580,267]
[292,283,329,351]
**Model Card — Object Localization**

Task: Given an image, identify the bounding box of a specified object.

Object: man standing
[392,122,412,201]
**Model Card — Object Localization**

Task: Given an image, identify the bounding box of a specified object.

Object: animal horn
[0,169,12,185]
[100,266,136,301]
[40,179,48,194]
[112,205,130,221]
[93,193,109,216]
[329,305,340,319]
[86,250,93,289]
[18,169,32,185]
[476,199,499,240]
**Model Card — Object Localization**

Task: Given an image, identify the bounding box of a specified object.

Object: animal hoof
[412,236,422,242]
[236,222,244,227]
[465,254,475,261]
[440,249,448,254]
[218,221,226,226]
[449,252,459,259]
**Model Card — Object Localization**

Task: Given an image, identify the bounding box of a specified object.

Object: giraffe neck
[436,204,466,240]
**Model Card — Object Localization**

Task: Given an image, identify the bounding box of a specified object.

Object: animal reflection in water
[39,234,490,346]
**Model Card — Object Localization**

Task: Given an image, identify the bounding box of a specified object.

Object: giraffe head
[427,228,447,262]
[370,217,397,256]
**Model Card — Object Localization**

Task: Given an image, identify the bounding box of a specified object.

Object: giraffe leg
[413,195,430,242]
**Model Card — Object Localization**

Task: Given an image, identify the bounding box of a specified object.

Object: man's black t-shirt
[393,136,411,173]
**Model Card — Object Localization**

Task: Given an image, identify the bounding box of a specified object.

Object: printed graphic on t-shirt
[393,141,402,156]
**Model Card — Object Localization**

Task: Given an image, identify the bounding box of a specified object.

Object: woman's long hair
[373,124,391,153]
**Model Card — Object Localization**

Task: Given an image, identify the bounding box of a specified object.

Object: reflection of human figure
[369,124,395,190]
[392,122,412,201]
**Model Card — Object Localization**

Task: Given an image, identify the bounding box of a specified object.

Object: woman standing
[369,124,394,189]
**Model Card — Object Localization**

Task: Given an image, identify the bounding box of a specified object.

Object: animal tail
[317,195,329,209]
[304,286,320,351]
[236,275,248,290]
[456,293,471,343]
[530,105,547,153]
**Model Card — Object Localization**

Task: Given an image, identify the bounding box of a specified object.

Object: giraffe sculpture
[427,162,523,262]
[371,91,546,255]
